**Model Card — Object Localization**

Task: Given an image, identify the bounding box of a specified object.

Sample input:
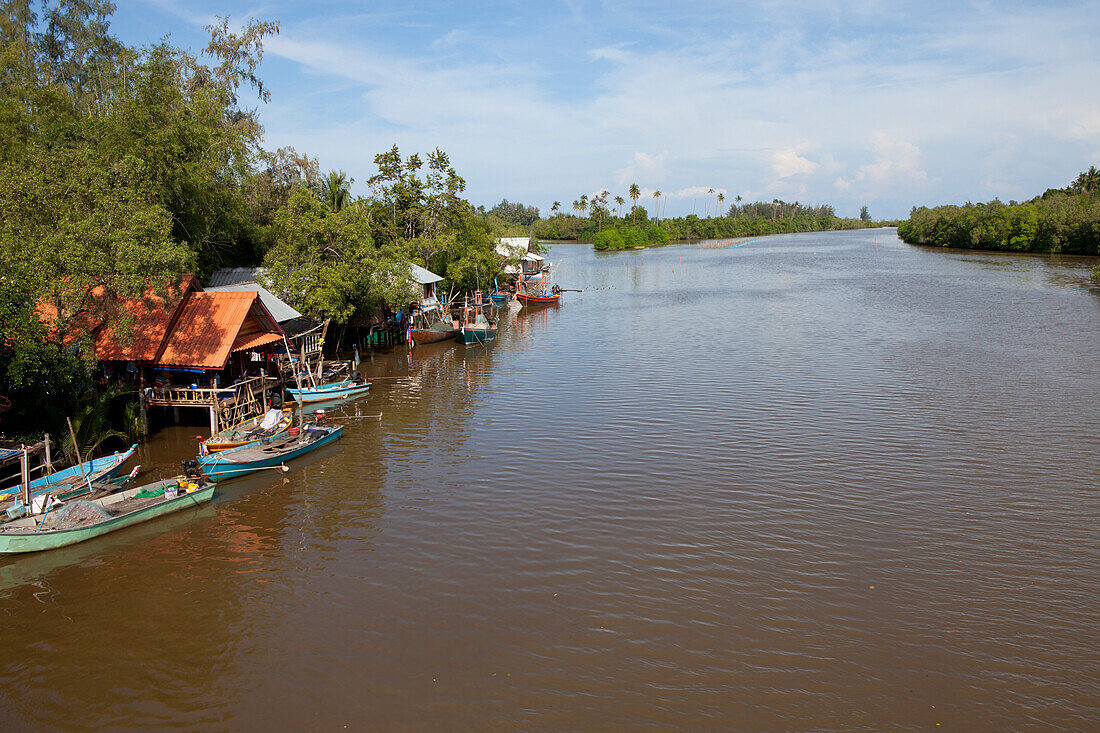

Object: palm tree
[628,183,640,224]
[614,196,625,218]
[551,201,561,216]
[579,194,589,218]
[706,188,715,218]
[572,199,581,217]
[320,170,354,212]
[717,192,725,217]
[652,190,662,224]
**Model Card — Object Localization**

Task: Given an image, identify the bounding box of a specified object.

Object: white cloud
[770,147,819,178]
[127,0,1100,218]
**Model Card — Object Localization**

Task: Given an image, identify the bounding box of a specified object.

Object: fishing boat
[0,477,215,555]
[196,420,343,481]
[0,444,138,504]
[483,278,510,304]
[516,272,561,305]
[204,409,292,452]
[457,295,497,344]
[286,376,371,403]
[408,300,458,344]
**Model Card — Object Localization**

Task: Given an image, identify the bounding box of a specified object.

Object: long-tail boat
[196,419,343,481]
[0,476,215,554]
[286,376,371,403]
[204,409,292,452]
[0,444,138,506]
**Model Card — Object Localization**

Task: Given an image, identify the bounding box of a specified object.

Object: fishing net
[40,500,112,531]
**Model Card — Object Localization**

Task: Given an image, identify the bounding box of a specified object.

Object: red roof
[155,291,284,370]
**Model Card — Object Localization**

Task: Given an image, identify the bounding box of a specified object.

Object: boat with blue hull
[287,379,371,403]
[0,445,137,503]
[197,422,343,481]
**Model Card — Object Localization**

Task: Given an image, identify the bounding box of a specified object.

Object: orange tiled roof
[155,291,283,370]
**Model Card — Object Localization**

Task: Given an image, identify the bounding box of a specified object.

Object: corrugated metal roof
[207,267,265,287]
[407,262,444,285]
[205,283,302,323]
[155,292,283,370]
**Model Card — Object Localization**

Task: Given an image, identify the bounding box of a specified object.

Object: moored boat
[204,409,292,452]
[516,273,561,304]
[457,295,497,344]
[197,420,343,481]
[286,377,371,403]
[409,300,458,344]
[0,444,138,505]
[0,477,215,554]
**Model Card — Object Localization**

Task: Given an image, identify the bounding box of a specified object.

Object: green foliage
[263,187,416,320]
[489,198,539,225]
[898,170,1100,255]
[61,384,133,463]
[318,170,353,213]
[592,229,624,251]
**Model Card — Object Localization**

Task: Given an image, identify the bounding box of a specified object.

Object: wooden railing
[144,375,277,433]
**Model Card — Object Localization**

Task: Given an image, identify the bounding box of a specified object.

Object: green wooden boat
[0,479,215,554]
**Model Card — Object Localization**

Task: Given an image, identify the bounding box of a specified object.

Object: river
[2,228,1097,730]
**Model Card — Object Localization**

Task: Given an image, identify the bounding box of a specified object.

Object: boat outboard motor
[269,392,283,409]
[181,459,203,479]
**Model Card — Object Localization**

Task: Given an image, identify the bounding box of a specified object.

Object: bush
[621,227,646,248]
[593,229,625,251]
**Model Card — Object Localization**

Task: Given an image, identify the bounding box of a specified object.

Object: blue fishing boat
[197,422,343,481]
[286,378,371,403]
[0,445,137,504]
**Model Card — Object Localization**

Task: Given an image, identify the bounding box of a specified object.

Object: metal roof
[208,267,265,287]
[155,292,283,370]
[407,262,444,285]
[205,282,302,323]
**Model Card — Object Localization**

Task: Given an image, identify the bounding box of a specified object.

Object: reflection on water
[0,229,1097,730]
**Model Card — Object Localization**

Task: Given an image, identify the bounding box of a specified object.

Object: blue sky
[115,1,1100,219]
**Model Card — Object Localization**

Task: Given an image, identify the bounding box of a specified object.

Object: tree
[319,170,353,212]
[860,205,871,222]
[653,190,662,224]
[551,201,561,216]
[614,195,625,218]
[707,188,715,218]
[264,187,414,321]
[629,183,641,224]
[1071,166,1099,194]
[579,194,588,218]
[717,192,725,217]
[489,198,539,225]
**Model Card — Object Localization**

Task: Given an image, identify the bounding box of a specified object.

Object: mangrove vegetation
[897,168,1100,255]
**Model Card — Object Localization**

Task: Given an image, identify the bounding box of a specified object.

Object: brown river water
[1,229,1098,731]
